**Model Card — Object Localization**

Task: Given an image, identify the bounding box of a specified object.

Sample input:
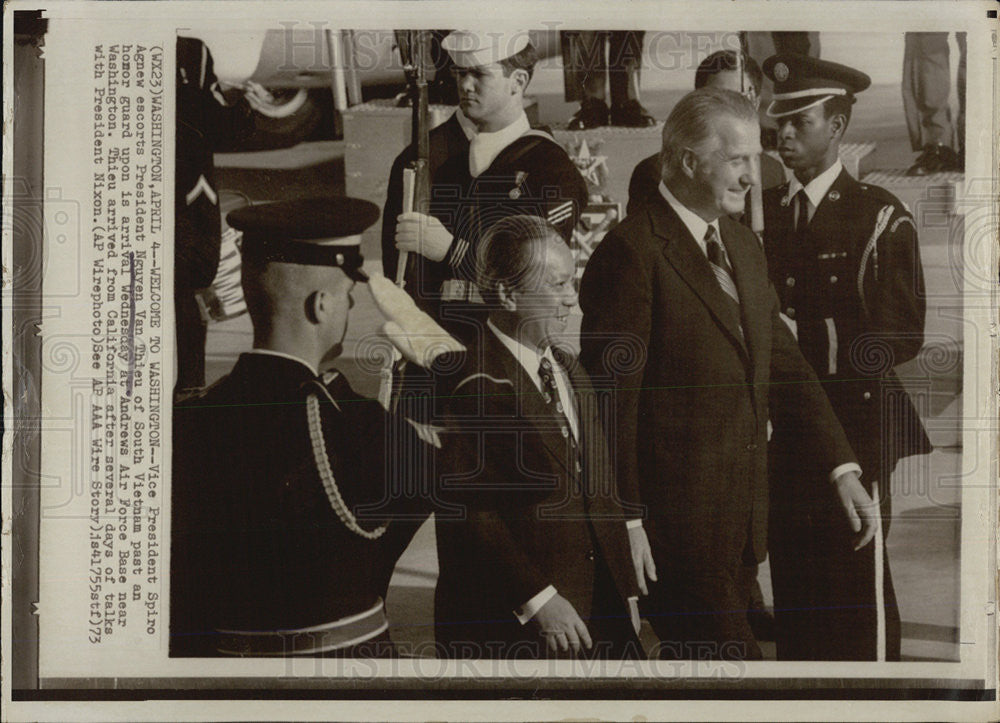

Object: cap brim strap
[766,94,837,118]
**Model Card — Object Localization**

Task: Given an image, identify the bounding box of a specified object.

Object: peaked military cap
[763,53,871,117]
[227,197,379,281]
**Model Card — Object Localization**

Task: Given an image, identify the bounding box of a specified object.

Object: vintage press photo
[3,0,997,720]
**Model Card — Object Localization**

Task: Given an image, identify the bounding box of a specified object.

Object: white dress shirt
[786,159,844,228]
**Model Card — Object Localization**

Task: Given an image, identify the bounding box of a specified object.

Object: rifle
[379,30,432,411]
[737,31,765,239]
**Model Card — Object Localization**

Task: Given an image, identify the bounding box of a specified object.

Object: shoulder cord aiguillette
[306,393,387,540]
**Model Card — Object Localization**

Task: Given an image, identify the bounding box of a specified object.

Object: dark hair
[821,93,855,128]
[694,50,763,95]
[499,41,538,82]
[477,215,563,307]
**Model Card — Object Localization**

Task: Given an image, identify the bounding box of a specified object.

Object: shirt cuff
[514,585,557,625]
[626,519,644,530]
[830,462,862,484]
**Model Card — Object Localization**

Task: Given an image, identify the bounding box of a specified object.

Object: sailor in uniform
[170,197,444,657]
[381,29,589,344]
[761,55,932,661]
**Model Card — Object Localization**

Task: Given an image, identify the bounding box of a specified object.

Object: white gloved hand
[369,273,465,367]
[394,212,453,262]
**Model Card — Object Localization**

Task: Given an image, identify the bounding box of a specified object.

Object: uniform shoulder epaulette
[858,182,910,214]
[174,376,227,406]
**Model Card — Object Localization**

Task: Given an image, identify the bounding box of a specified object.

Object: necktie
[705,225,745,339]
[538,357,582,471]
[705,226,741,305]
[794,189,810,239]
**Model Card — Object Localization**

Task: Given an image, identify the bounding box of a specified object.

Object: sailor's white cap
[441,30,530,68]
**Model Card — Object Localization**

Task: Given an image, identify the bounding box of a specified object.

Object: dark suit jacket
[578,194,856,574]
[763,169,932,486]
[170,354,431,656]
[432,331,638,652]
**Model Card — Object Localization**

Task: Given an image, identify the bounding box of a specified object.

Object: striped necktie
[705,225,744,339]
[538,356,582,474]
[705,225,741,305]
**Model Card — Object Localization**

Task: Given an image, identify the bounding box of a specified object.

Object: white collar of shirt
[659,181,720,257]
[455,108,477,140]
[467,111,531,177]
[787,158,843,214]
[486,319,578,439]
[246,348,318,377]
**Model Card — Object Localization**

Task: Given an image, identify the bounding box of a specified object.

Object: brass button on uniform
[786,307,796,319]
[863,391,872,400]
[786,277,795,287]
[746,443,758,451]
[586,550,596,562]
[830,275,838,284]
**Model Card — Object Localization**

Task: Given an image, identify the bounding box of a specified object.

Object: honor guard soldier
[382,29,589,344]
[170,197,445,657]
[761,54,932,661]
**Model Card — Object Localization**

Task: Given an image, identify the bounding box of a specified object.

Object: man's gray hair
[660,88,757,180]
[476,215,564,307]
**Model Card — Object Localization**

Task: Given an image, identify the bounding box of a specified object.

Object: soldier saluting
[761,54,932,661]
[170,197,455,657]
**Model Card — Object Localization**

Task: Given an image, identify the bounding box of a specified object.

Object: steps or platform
[861,168,965,217]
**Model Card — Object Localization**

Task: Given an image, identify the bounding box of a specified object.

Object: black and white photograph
[3,1,997,721]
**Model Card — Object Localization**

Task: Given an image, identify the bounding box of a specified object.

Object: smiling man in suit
[432,214,641,660]
[579,87,878,660]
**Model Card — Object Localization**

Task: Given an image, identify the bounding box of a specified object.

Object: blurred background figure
[562,31,655,128]
[174,35,319,399]
[902,32,965,175]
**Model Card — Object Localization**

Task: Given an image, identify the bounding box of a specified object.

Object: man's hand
[532,593,592,655]
[833,471,879,550]
[395,212,453,262]
[243,81,308,118]
[628,525,658,595]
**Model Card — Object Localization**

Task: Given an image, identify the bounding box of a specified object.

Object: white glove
[369,273,465,367]
[394,212,453,262]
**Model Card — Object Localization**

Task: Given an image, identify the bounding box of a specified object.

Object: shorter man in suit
[433,214,641,659]
[628,50,785,217]
[170,197,446,657]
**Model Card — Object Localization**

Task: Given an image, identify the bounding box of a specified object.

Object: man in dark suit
[627,50,785,218]
[170,197,446,657]
[579,88,878,660]
[761,54,932,660]
[381,30,588,344]
[433,215,641,659]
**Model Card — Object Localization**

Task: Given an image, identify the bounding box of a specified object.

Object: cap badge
[774,62,789,82]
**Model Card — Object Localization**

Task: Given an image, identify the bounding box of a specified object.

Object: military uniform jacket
[432,333,639,647]
[381,114,589,314]
[763,169,932,480]
[579,196,857,569]
[170,354,431,655]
